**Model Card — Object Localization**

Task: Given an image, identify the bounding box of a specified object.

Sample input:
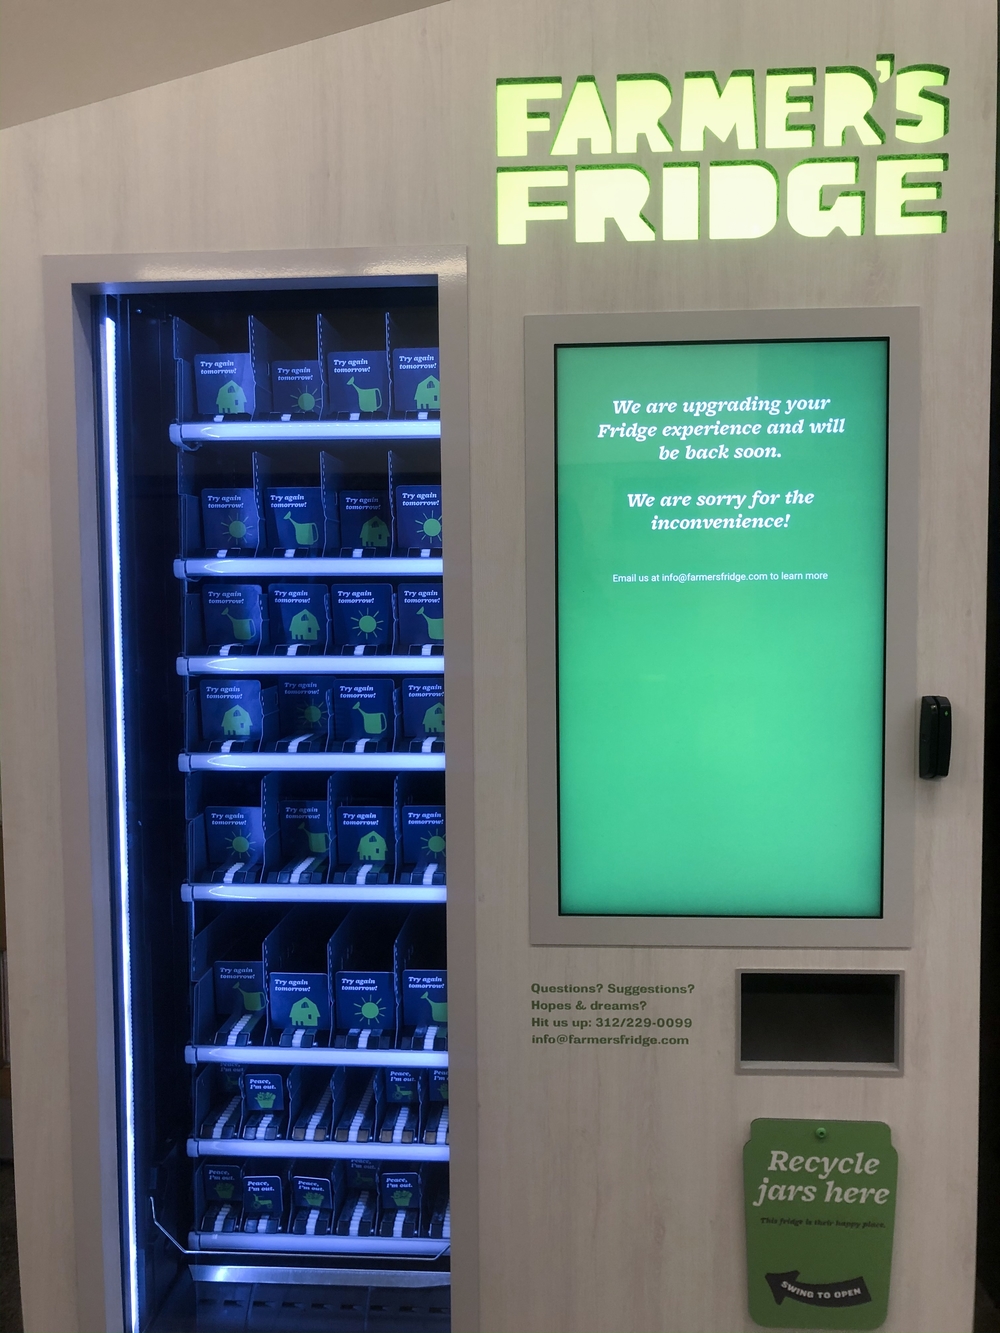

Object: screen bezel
[525,308,918,948]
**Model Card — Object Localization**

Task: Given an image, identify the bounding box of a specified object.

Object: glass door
[97,279,451,1332]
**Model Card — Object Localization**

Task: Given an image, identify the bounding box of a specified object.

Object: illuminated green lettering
[787,159,862,236]
[496,79,562,157]
[497,167,569,244]
[680,71,757,151]
[708,162,777,239]
[874,155,947,234]
[574,166,655,242]
[823,68,885,146]
[551,77,613,155]
[895,66,949,142]
[615,75,673,153]
[662,163,699,239]
[764,69,815,148]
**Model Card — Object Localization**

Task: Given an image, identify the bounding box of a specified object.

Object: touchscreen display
[555,338,888,917]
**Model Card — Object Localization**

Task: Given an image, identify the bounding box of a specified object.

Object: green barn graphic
[216,380,247,414]
[289,609,319,641]
[221,705,253,737]
[422,702,445,733]
[289,996,321,1027]
[357,830,387,861]
[359,516,390,548]
[414,375,440,410]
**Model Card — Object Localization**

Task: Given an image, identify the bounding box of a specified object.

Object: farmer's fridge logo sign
[496,59,948,244]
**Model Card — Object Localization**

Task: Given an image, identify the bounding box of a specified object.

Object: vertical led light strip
[101,314,139,1332]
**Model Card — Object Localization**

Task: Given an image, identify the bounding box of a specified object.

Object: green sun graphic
[418,512,442,542]
[223,516,248,540]
[351,609,384,640]
[354,997,386,1025]
[226,833,253,859]
[297,701,326,728]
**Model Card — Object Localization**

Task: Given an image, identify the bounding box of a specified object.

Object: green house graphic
[289,609,320,641]
[357,830,387,862]
[414,375,440,410]
[359,516,390,548]
[222,705,253,737]
[290,996,320,1027]
[422,702,445,734]
[216,380,247,414]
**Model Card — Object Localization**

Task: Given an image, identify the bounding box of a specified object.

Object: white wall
[0,2,993,1329]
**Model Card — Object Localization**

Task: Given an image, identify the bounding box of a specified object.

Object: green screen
[555,339,888,917]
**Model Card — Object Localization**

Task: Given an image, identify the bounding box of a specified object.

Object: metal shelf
[186,1232,448,1257]
[182,882,447,905]
[175,557,442,579]
[180,752,444,773]
[186,1046,447,1069]
[178,654,443,676]
[187,1138,448,1161]
[171,420,440,444]
[190,1265,450,1288]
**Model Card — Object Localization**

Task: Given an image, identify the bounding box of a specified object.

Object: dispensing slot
[738,972,901,1073]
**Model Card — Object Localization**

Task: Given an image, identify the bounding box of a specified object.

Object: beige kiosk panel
[1,1,993,1330]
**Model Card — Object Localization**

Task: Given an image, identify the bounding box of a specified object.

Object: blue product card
[330,584,393,649]
[336,971,396,1031]
[194,354,255,417]
[280,800,329,859]
[337,805,393,865]
[201,488,259,551]
[200,679,263,743]
[243,1175,282,1217]
[271,361,323,415]
[339,491,390,550]
[395,486,442,550]
[429,1069,449,1102]
[386,1069,420,1104]
[266,488,325,550]
[277,678,331,737]
[205,806,264,868]
[397,583,444,647]
[214,962,266,1016]
[293,1175,334,1210]
[268,584,327,647]
[380,1171,421,1211]
[205,1164,243,1202]
[402,678,445,738]
[333,679,393,743]
[392,348,440,413]
[202,584,263,649]
[346,1161,379,1190]
[327,351,389,416]
[403,970,447,1028]
[402,805,445,866]
[269,974,331,1030]
[242,1071,285,1113]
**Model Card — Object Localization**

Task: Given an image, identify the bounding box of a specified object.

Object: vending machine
[77,263,469,1331]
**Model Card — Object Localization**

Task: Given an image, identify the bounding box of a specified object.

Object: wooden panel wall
[0,1,993,1329]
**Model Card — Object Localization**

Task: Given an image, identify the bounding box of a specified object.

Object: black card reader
[919,696,952,779]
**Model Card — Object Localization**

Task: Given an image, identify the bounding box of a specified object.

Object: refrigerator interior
[96,280,451,1332]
